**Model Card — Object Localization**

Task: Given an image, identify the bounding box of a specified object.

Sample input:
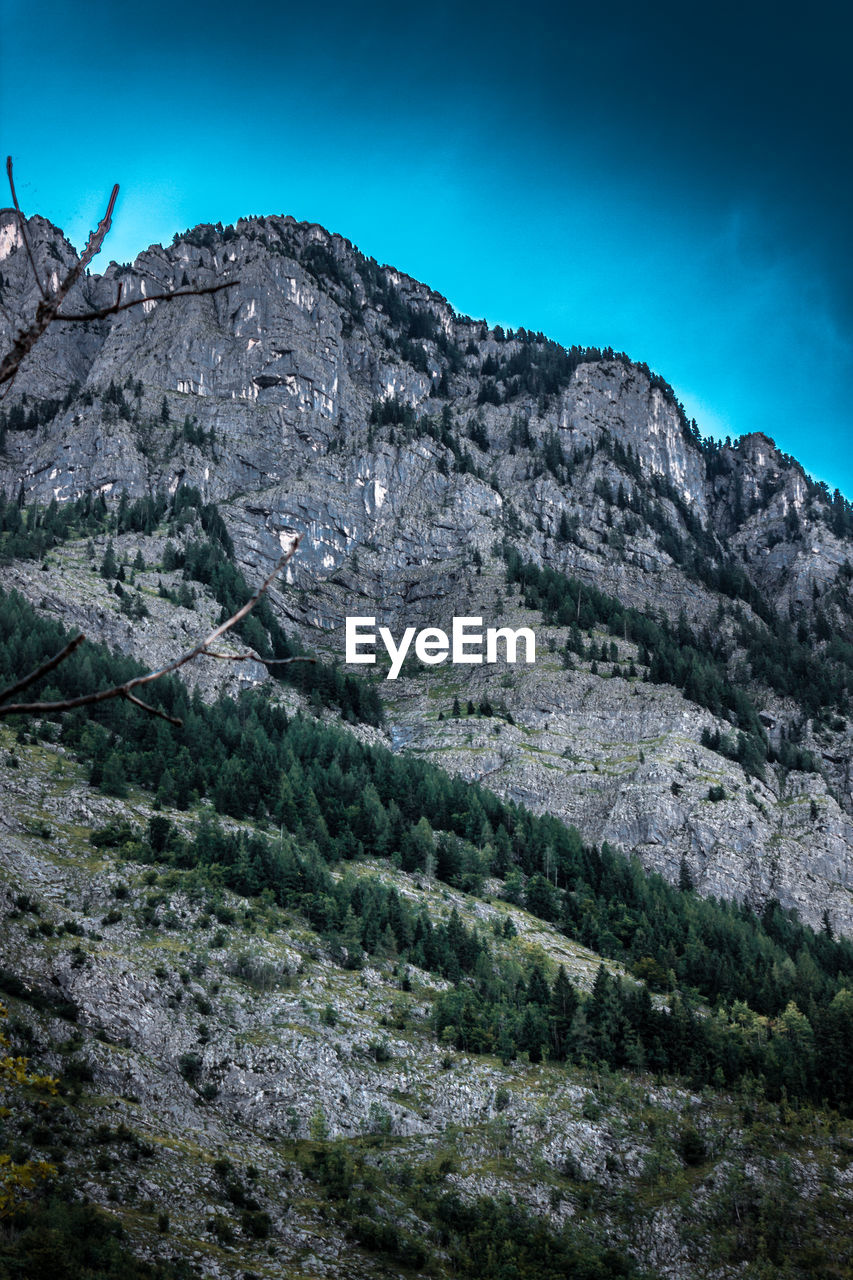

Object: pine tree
[519,1005,545,1063]
[100,539,118,579]
[155,769,177,808]
[526,963,551,1007]
[525,872,559,921]
[340,907,364,970]
[100,751,127,798]
[549,965,578,1060]
[498,1021,516,1065]
[309,1103,328,1142]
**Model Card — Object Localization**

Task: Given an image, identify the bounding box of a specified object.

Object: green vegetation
[0,487,382,726]
[174,533,382,725]
[1,524,850,1126]
[4,584,849,1110]
[466,328,694,428]
[504,545,850,767]
[298,1140,649,1279]
[0,1199,193,1279]
[0,486,204,563]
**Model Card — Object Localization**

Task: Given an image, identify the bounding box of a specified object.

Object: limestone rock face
[1,207,852,933]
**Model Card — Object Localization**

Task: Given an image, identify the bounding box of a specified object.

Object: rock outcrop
[1,206,851,932]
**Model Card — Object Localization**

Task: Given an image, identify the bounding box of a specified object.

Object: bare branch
[75,181,119,273]
[0,163,118,388]
[0,162,302,732]
[125,537,303,692]
[54,279,237,323]
[6,156,47,301]
[204,649,316,666]
[0,537,302,723]
[120,690,182,725]
[0,322,44,388]
[0,633,85,705]
[0,160,235,390]
[201,649,259,661]
[260,655,317,666]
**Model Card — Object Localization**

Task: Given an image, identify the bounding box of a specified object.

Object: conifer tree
[99,539,118,579]
[549,965,579,1060]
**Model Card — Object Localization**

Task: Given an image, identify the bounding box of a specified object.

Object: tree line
[3,586,853,1110]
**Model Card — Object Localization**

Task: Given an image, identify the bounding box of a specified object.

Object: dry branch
[0,158,289,729]
[0,634,85,705]
[0,537,302,725]
[53,280,237,323]
[5,157,48,301]
[203,650,316,665]
[0,158,237,389]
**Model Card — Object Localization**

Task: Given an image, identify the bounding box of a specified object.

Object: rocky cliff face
[1,206,852,933]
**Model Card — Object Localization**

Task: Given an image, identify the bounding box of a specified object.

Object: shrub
[177,1052,202,1083]
[367,1038,392,1063]
[581,1095,600,1121]
[678,1127,707,1166]
[225,951,284,991]
[242,1209,271,1238]
[207,1214,235,1244]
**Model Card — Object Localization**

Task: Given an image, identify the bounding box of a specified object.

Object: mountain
[1,206,851,933]
[1,207,853,1280]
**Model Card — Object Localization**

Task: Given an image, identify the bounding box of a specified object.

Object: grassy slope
[1,726,852,1279]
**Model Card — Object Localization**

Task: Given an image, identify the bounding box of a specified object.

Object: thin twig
[54,280,237,323]
[262,655,317,666]
[0,160,235,389]
[120,690,182,725]
[75,180,119,273]
[1,162,118,388]
[0,537,301,722]
[203,650,316,665]
[0,634,84,704]
[6,156,47,301]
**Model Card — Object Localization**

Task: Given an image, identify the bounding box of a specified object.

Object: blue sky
[2,0,852,496]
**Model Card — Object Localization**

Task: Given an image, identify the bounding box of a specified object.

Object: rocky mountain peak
[1,207,852,936]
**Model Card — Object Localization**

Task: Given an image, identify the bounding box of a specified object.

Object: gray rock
[1,206,851,933]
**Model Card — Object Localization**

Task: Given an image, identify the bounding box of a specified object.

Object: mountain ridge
[2,206,853,1280]
[1,206,852,935]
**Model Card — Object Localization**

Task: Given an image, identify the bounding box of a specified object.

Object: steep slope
[2,725,852,1280]
[1,207,852,935]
